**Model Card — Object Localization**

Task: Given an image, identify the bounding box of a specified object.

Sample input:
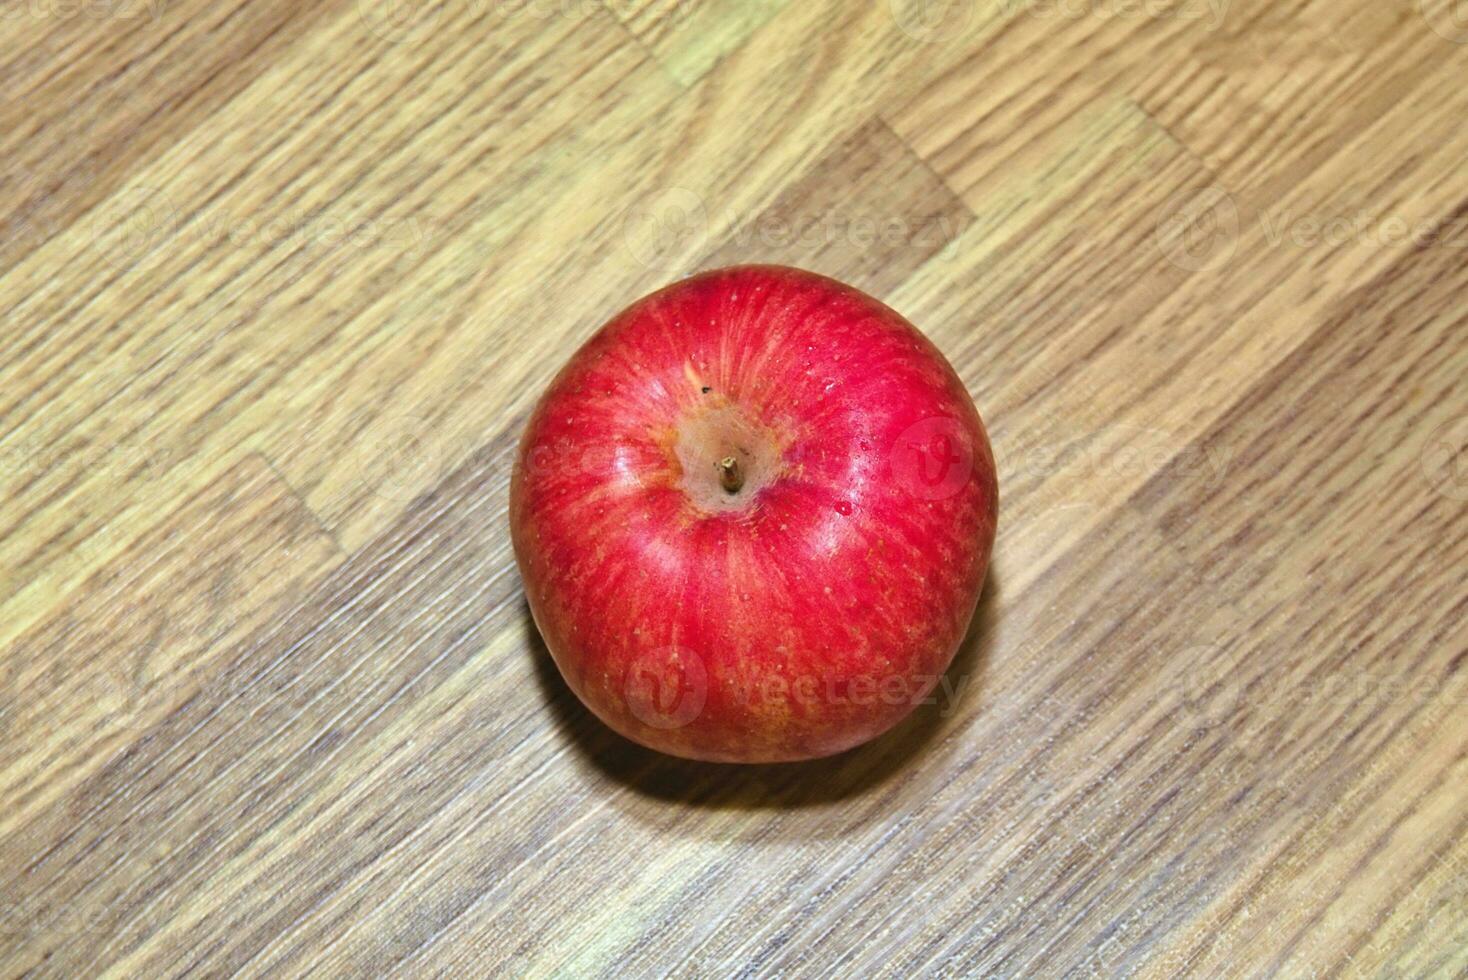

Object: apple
[511,265,997,763]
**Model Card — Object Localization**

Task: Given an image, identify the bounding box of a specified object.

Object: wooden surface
[2,0,1465,975]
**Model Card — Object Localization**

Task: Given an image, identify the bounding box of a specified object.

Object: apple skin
[511,265,997,763]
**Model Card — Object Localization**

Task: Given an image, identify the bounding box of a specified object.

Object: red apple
[511,265,997,763]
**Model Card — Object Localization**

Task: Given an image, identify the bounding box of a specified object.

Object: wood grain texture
[1,0,1464,975]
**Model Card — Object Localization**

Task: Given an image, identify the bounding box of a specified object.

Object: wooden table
[3,0,1465,975]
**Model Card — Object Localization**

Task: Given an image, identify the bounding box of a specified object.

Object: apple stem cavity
[718,456,744,494]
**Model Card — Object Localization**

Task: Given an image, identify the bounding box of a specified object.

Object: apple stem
[717,456,743,494]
